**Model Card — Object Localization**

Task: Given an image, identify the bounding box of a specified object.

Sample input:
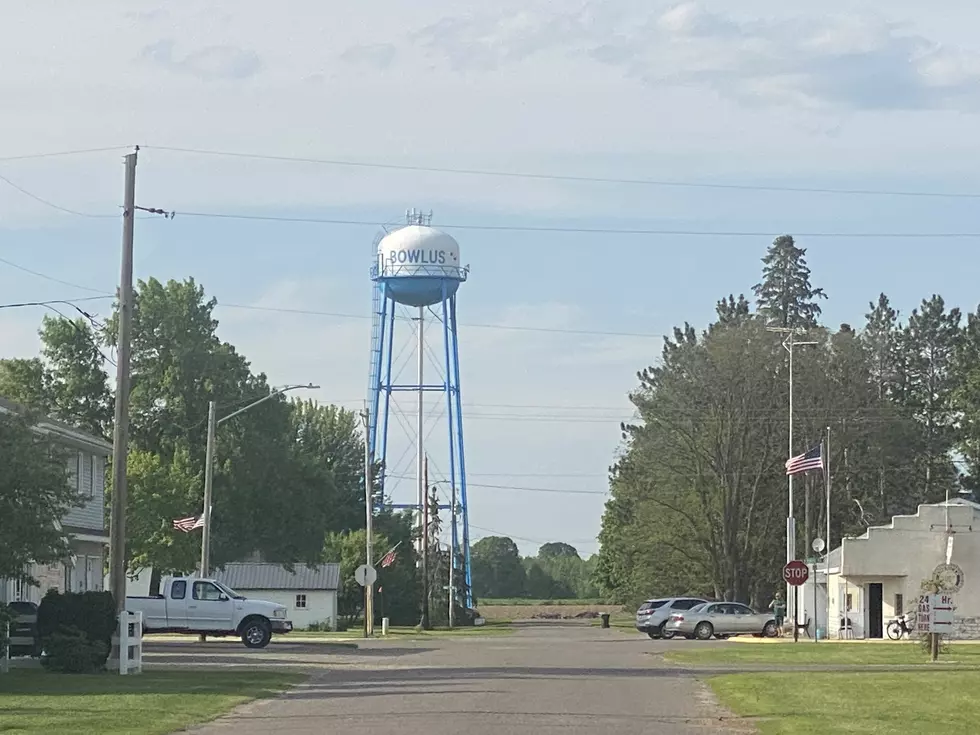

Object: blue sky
[3,1,980,556]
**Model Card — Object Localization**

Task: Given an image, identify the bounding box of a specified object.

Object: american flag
[785,445,824,476]
[380,549,397,568]
[173,515,205,532]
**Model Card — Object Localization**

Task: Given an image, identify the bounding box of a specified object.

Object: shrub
[37,589,115,672]
[40,627,110,674]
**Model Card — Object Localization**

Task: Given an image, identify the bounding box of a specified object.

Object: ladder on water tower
[366,279,384,458]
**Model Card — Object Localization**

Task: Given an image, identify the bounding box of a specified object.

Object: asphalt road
[177,624,755,735]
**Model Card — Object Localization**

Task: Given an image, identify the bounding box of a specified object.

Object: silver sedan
[664,601,778,640]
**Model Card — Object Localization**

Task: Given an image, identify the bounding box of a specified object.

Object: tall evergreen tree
[752,235,827,329]
[900,295,961,502]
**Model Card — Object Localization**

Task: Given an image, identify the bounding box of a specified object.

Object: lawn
[0,669,304,734]
[710,671,980,734]
[665,640,980,667]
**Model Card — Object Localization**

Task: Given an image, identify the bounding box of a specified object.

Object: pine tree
[901,295,962,503]
[752,235,827,329]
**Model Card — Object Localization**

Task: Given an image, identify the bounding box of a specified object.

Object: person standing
[769,591,786,636]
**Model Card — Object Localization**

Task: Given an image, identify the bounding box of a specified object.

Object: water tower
[367,209,472,606]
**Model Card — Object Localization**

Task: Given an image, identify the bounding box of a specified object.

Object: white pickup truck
[125,575,293,648]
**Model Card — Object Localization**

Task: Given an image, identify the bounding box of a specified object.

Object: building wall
[63,451,106,532]
[239,589,338,630]
[829,502,980,639]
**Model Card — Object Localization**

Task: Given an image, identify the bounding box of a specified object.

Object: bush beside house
[37,589,115,673]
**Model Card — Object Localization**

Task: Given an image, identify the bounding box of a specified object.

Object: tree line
[596,236,980,609]
[0,277,426,624]
[470,537,599,600]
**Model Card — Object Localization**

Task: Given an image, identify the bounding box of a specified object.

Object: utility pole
[361,407,374,637]
[108,149,137,618]
[421,455,431,630]
[768,326,818,630]
[199,400,217,577]
[449,483,456,629]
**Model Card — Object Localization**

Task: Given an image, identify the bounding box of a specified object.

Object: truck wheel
[241,619,272,649]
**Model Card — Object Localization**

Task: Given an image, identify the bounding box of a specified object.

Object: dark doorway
[868,583,883,638]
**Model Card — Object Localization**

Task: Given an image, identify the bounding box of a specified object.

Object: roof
[0,396,112,454]
[211,562,341,591]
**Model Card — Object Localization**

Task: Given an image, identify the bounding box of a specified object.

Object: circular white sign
[355,564,378,587]
[812,537,826,553]
[933,562,964,593]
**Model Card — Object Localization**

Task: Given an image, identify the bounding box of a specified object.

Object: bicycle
[886,612,916,640]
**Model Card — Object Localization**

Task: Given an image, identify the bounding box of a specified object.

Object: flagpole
[825,426,832,639]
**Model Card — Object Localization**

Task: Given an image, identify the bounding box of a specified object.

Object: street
[174,624,754,735]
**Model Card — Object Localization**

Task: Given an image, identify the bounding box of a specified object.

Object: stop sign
[782,560,809,586]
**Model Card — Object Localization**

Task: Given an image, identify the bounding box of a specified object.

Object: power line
[0,295,114,310]
[0,146,131,164]
[215,301,664,339]
[0,255,114,294]
[144,144,980,200]
[469,523,597,547]
[386,474,607,496]
[0,171,117,218]
[160,210,980,238]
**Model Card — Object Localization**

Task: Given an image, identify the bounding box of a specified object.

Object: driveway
[179,624,755,735]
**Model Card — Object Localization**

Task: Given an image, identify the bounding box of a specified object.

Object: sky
[3,1,980,557]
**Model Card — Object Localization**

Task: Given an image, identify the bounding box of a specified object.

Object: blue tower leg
[449,295,473,607]
[368,281,388,464]
[441,283,460,608]
[379,292,397,497]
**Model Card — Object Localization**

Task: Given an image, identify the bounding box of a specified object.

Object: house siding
[63,452,106,532]
[242,589,338,630]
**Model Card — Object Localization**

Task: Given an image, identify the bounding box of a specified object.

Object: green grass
[665,641,980,667]
[0,669,304,734]
[709,671,980,734]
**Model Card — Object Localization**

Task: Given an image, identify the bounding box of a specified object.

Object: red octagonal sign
[782,560,809,586]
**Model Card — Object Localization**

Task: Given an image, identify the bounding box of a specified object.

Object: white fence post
[114,610,143,675]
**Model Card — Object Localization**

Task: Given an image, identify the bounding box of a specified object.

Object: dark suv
[635,597,708,639]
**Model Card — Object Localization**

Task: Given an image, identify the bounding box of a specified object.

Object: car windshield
[638,600,667,611]
[213,581,245,600]
[687,603,706,613]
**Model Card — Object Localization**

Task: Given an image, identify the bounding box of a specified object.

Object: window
[295,594,307,609]
[895,593,904,615]
[171,580,187,600]
[68,453,80,492]
[193,581,224,601]
[731,604,753,615]
[671,599,702,610]
[86,454,95,497]
[638,600,667,611]
[845,593,853,611]
[64,562,73,592]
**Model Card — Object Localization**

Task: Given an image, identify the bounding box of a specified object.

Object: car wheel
[658,622,674,640]
[646,630,661,640]
[241,619,272,649]
[694,622,714,641]
[763,621,778,638]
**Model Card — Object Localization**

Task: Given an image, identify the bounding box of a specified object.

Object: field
[479,599,624,622]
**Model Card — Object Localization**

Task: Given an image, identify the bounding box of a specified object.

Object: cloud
[140,40,262,80]
[411,2,980,112]
[340,44,397,70]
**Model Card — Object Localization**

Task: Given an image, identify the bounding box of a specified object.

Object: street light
[199,383,319,577]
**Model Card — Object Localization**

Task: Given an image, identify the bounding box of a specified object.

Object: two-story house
[0,396,112,604]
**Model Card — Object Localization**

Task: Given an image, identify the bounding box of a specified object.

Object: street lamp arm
[217,383,320,425]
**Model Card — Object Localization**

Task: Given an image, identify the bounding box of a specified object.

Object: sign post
[812,538,825,643]
[783,560,810,643]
